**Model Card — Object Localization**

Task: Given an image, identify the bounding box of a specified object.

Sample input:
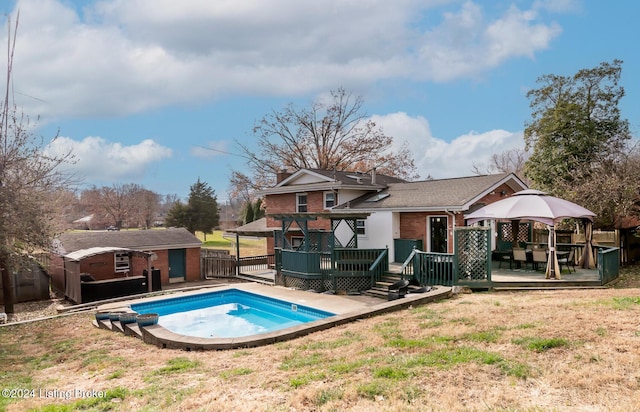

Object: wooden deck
[489,263,603,289]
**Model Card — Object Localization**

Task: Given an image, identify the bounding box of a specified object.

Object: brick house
[260,169,528,261]
[48,228,202,300]
[260,168,405,252]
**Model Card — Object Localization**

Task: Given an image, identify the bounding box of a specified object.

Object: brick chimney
[276,170,293,183]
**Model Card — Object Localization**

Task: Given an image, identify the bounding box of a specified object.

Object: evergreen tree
[165,178,219,239]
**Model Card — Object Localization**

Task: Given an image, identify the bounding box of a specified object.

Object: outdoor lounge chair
[558,248,576,273]
[512,248,529,270]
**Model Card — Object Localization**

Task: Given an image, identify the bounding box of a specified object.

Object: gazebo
[465,190,596,279]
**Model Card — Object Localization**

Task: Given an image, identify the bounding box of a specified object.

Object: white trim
[356,219,367,238]
[276,169,335,187]
[296,193,308,213]
[324,191,336,209]
[461,173,528,209]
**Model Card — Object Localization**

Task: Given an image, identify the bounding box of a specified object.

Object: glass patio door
[429,216,448,253]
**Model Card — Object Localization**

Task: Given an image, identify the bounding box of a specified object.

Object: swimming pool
[130,288,335,338]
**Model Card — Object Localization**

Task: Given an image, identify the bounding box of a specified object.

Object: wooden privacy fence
[201,250,276,279]
[201,249,236,278]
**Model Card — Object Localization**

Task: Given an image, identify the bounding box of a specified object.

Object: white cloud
[1,0,565,121]
[372,112,524,179]
[416,2,562,81]
[44,136,173,181]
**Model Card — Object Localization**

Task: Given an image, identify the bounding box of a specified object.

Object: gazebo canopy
[465,189,597,279]
[465,189,595,226]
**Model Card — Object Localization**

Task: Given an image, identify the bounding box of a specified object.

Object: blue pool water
[130,289,334,338]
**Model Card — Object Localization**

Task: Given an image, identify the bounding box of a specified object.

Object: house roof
[53,227,202,254]
[227,217,280,237]
[332,173,528,212]
[260,168,406,195]
[305,168,406,186]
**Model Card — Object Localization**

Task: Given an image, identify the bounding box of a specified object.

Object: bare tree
[132,189,160,229]
[472,147,530,181]
[1,13,75,314]
[571,142,640,228]
[82,183,154,229]
[233,88,419,195]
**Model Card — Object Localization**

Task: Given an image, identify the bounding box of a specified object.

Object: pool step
[124,323,143,338]
[111,321,124,333]
[93,317,144,340]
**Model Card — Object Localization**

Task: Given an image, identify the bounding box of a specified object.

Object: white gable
[277,169,334,187]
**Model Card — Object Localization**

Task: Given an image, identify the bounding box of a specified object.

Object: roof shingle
[55,227,202,254]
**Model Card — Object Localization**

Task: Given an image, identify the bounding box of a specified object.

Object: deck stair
[363,272,424,299]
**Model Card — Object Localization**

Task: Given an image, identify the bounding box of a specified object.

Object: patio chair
[532,249,547,271]
[558,248,576,273]
[512,248,529,270]
[493,250,512,269]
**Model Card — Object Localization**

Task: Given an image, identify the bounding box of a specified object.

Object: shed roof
[54,227,202,254]
[64,247,152,262]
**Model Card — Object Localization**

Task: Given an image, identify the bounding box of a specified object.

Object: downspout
[445,209,456,253]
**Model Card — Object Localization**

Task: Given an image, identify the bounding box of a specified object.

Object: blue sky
[0,0,637,201]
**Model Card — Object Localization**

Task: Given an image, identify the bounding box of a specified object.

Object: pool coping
[96,283,453,351]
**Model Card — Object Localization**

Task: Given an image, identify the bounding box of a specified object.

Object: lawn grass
[2,267,640,410]
[196,230,266,256]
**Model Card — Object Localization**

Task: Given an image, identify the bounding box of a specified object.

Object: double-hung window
[356,219,366,236]
[324,192,336,209]
[296,193,308,212]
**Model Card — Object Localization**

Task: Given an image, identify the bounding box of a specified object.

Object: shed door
[168,249,186,282]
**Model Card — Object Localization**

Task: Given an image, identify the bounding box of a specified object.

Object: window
[296,193,308,212]
[114,252,130,273]
[324,192,336,209]
[291,237,304,249]
[356,219,366,236]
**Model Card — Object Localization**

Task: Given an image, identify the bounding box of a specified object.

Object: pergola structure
[270,212,371,251]
[269,212,390,292]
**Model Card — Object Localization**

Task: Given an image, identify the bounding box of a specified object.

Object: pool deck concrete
[95,282,452,351]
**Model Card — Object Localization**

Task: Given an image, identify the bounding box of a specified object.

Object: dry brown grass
[2,269,640,411]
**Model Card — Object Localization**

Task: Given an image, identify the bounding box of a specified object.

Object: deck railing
[237,254,275,272]
[414,251,457,286]
[400,248,418,279]
[402,250,457,286]
[280,250,324,277]
[598,247,619,285]
[368,248,389,286]
[277,248,388,291]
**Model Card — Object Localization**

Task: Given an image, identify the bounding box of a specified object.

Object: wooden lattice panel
[456,228,490,281]
[500,223,529,243]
